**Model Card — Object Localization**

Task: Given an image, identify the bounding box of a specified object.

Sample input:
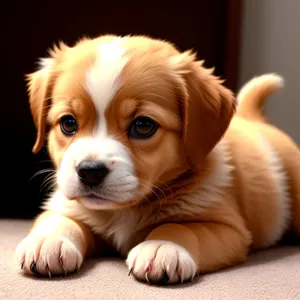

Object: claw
[20,261,24,270]
[75,265,79,273]
[59,256,67,276]
[177,268,184,284]
[59,256,63,267]
[46,265,52,278]
[180,272,184,284]
[145,259,154,273]
[30,261,36,273]
[128,267,133,276]
[161,270,169,284]
[30,261,42,277]
[145,272,150,283]
[191,272,197,282]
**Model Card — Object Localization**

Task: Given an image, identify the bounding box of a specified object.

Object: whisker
[149,184,164,212]
[29,169,55,182]
[151,183,167,199]
[40,174,55,191]
[157,180,173,199]
[135,189,151,205]
[40,173,57,195]
[132,189,154,214]
[138,183,161,202]
[45,182,58,194]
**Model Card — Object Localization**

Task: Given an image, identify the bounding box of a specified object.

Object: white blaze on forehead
[85,37,128,135]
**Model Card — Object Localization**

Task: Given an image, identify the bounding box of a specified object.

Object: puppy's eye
[60,115,78,136]
[128,116,158,139]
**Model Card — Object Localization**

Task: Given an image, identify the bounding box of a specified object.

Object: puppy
[16,35,300,284]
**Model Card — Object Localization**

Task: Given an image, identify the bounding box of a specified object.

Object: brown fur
[16,35,300,283]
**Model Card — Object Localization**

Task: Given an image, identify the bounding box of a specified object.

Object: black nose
[76,161,109,187]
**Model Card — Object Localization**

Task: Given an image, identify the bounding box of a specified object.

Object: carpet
[1,219,299,300]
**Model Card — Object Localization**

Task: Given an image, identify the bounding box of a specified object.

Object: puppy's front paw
[126,240,197,284]
[16,234,83,277]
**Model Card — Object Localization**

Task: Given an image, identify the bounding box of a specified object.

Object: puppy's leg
[16,211,95,277]
[126,222,251,284]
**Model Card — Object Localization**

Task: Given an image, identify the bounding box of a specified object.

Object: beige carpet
[1,219,300,300]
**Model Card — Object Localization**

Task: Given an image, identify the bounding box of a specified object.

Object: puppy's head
[28,35,235,210]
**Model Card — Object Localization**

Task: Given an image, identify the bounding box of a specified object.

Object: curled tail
[236,73,284,122]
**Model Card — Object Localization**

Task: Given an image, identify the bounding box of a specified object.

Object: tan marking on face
[47,52,98,167]
[45,35,232,209]
[103,53,187,198]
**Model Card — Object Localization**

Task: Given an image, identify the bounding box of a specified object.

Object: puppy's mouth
[76,192,118,210]
[82,192,114,202]
[74,188,140,210]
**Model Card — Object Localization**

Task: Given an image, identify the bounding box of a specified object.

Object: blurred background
[239,0,300,145]
[0,0,299,218]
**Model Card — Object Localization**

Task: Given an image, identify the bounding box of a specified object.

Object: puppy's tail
[236,73,284,122]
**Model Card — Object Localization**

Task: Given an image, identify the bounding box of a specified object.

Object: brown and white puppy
[16,35,300,284]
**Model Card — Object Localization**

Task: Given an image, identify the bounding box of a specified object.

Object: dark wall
[0,0,242,218]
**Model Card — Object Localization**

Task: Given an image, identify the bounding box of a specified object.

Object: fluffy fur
[16,35,300,284]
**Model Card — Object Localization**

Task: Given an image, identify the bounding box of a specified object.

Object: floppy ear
[27,60,53,153]
[27,42,67,153]
[171,52,236,172]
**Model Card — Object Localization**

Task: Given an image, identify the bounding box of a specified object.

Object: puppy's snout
[76,160,109,187]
